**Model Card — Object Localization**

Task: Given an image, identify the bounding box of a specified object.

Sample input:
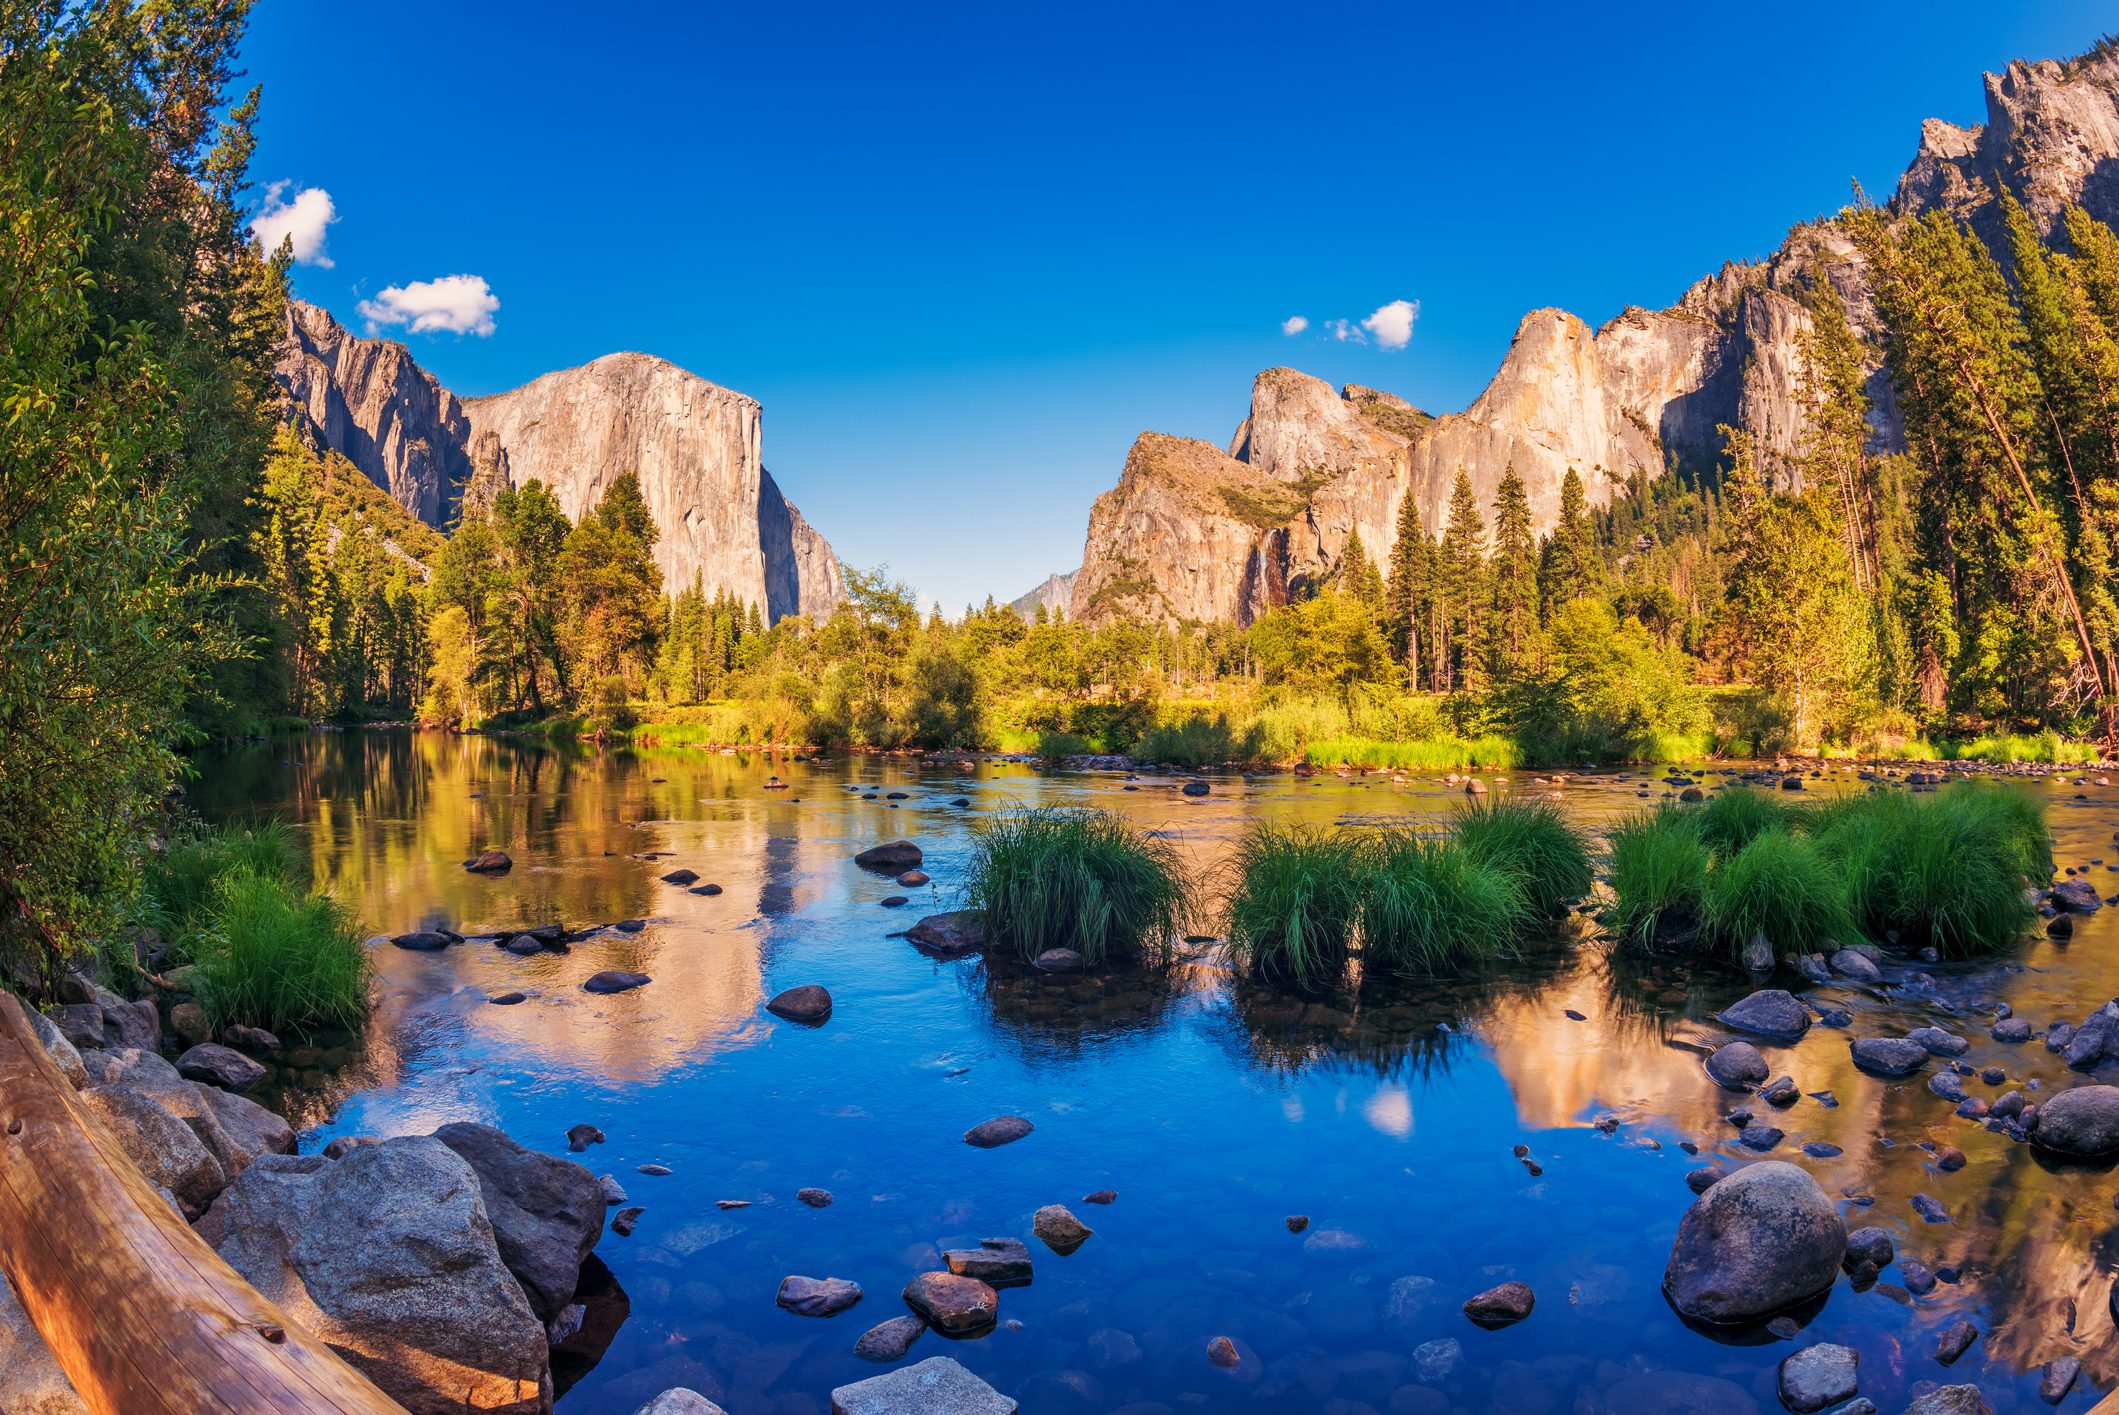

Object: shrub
[1223,826,1363,990]
[1692,786,1809,859]
[1358,834,1529,975]
[191,868,371,1033]
[1034,729,1094,761]
[1449,798,1591,917]
[1135,713,1260,767]
[965,808,1190,967]
[1700,829,1852,959]
[1812,780,2046,956]
[1606,808,1709,951]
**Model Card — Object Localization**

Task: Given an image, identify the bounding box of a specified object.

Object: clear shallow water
[189,732,2119,1415]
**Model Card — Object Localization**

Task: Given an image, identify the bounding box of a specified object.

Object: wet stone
[611,1206,644,1237]
[1738,1123,1784,1151]
[766,985,834,1025]
[1286,1214,1310,1232]
[2040,1356,2080,1404]
[963,1115,1033,1148]
[1992,1017,2033,1043]
[488,992,527,1006]
[1033,1204,1093,1254]
[829,1356,1017,1415]
[798,1187,833,1208]
[1935,1320,1979,1364]
[1686,1166,1726,1194]
[902,1271,998,1335]
[1412,1336,1461,1382]
[566,1124,604,1152]
[1717,989,1811,1042]
[1929,1072,1968,1103]
[1461,1280,1534,1328]
[1911,1193,1952,1223]
[1803,1142,1842,1158]
[1779,1343,1859,1414]
[659,869,699,885]
[778,1275,863,1317]
[1082,1190,1116,1205]
[852,1314,925,1363]
[1705,1042,1768,1090]
[1850,1037,1929,1076]
[1760,1075,1800,1107]
[583,971,651,994]
[942,1237,1033,1287]
[1908,1026,1969,1057]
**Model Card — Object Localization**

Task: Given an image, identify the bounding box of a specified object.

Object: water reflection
[186,734,2119,1413]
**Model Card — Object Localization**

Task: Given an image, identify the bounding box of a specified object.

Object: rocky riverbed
[18,727,2109,1414]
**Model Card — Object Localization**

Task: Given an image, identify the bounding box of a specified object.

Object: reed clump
[964,808,1192,967]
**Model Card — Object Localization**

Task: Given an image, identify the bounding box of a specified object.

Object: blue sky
[240,1,2115,611]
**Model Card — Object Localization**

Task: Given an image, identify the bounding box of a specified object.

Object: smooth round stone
[902,1271,998,1334]
[583,970,651,994]
[1462,1281,1534,1328]
[896,870,930,887]
[1664,1161,1845,1324]
[1706,1042,1769,1090]
[1033,1204,1093,1254]
[963,1115,1033,1148]
[2029,1085,2119,1159]
[766,984,833,1025]
[1849,1037,1929,1077]
[778,1274,862,1317]
[1716,990,1811,1042]
[1778,1343,1859,1413]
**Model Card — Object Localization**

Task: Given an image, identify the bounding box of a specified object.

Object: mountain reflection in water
[191,732,2119,1412]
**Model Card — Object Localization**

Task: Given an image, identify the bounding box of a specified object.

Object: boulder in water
[1663,1160,1845,1325]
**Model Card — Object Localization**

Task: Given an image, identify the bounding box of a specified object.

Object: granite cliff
[275,302,842,622]
[1054,41,2119,627]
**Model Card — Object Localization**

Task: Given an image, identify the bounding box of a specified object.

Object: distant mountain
[1008,570,1077,619]
[275,302,843,621]
[1063,42,2119,627]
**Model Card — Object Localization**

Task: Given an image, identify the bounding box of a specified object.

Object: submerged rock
[766,985,834,1024]
[964,1115,1033,1148]
[631,1393,726,1415]
[1663,1161,1845,1325]
[2029,1085,2119,1159]
[1716,990,1810,1042]
[1461,1281,1534,1328]
[391,931,453,952]
[902,1272,998,1334]
[853,1314,926,1362]
[1778,1343,1859,1414]
[830,1356,1016,1415]
[1902,1387,1991,1415]
[1032,1204,1093,1254]
[906,911,986,959]
[1934,1319,1979,1364]
[583,971,651,994]
[1907,1026,1969,1057]
[1849,1037,1928,1077]
[779,1275,864,1317]
[465,850,513,873]
[854,840,923,871]
[1705,1042,1768,1090]
[1829,949,1881,983]
[944,1238,1034,1286]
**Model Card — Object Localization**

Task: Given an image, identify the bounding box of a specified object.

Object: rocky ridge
[276,302,843,622]
[1052,42,2119,626]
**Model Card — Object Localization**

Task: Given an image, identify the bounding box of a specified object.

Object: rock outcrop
[276,303,842,622]
[1062,42,2119,626]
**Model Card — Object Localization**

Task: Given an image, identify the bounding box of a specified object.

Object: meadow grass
[1700,829,1852,959]
[965,808,1191,966]
[1133,713,1259,767]
[1449,798,1591,917]
[1034,730,1095,761]
[1222,826,1364,991]
[145,820,301,948]
[1811,780,2046,956]
[1357,834,1529,975]
[1606,808,1709,951]
[192,867,372,1033]
[1939,730,2100,765]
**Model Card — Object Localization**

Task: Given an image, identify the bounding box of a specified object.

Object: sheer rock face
[275,303,841,622]
[277,300,472,527]
[1069,45,2119,626]
[1008,570,1077,620]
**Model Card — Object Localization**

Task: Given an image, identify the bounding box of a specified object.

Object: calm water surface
[190,732,2119,1415]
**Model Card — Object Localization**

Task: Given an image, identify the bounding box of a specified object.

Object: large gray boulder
[831,1356,1016,1415]
[113,1066,293,1180]
[434,1122,606,1322]
[27,1008,87,1089]
[77,1083,226,1215]
[0,1278,89,1414]
[92,987,159,1052]
[77,1046,179,1089]
[212,1139,550,1415]
[632,1393,727,1415]
[2030,1085,2119,1160]
[1903,1387,1991,1415]
[1715,990,1810,1042]
[1663,1160,1845,1324]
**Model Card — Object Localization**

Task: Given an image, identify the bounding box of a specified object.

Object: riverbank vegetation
[1608,781,2050,962]
[963,809,1192,967]
[143,822,371,1033]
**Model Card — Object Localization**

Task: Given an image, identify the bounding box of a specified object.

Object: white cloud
[249,182,336,267]
[358,274,499,337]
[1327,318,1358,342]
[1281,315,1309,336]
[1362,298,1419,351]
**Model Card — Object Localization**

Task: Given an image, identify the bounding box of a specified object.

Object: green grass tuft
[1811,780,2046,957]
[1302,734,1523,771]
[1606,808,1709,951]
[191,867,372,1033]
[1357,834,1530,976]
[1692,786,1809,859]
[145,820,300,949]
[1222,826,1364,990]
[965,808,1191,966]
[1700,829,1852,958]
[1449,798,1592,917]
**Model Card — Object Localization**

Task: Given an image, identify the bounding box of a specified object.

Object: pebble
[798,1187,833,1208]
[1462,1280,1535,1328]
[963,1115,1034,1148]
[777,1275,863,1317]
[1083,1189,1117,1205]
[1778,1342,1860,1413]
[1285,1215,1309,1232]
[765,984,834,1025]
[639,1163,673,1176]
[611,1206,644,1237]
[1934,1320,1979,1364]
[1206,1335,1241,1367]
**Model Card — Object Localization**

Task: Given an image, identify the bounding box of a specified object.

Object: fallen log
[0,991,407,1414]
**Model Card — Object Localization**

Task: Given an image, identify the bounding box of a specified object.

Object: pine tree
[1489,464,1538,676]
[1336,530,1386,608]
[1384,485,1433,686]
[1438,467,1490,694]
[1537,468,1600,613]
